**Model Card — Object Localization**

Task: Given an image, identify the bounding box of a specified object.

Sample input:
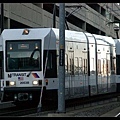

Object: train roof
[1,28,52,40]
[93,34,115,46]
[1,28,88,42]
[1,28,115,46]
[52,28,87,42]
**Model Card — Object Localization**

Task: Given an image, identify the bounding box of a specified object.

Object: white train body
[114,39,120,92]
[0,28,117,104]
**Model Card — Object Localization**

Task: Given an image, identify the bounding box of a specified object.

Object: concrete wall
[4,3,43,27]
[1,3,120,38]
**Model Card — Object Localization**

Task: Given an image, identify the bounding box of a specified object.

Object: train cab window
[43,50,57,78]
[6,40,41,72]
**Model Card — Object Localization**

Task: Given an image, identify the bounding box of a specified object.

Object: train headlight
[9,81,16,86]
[22,29,30,35]
[32,80,38,85]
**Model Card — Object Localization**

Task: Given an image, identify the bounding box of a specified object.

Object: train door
[97,45,103,94]
[73,56,87,97]
[97,57,102,93]
[65,53,69,99]
[110,46,116,92]
[81,43,89,96]
[102,46,110,93]
[89,42,97,96]
[97,46,102,93]
[78,57,84,96]
[101,58,107,93]
[82,58,89,96]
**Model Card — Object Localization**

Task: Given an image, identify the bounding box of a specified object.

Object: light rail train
[0,28,119,106]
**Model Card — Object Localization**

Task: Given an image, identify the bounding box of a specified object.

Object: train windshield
[6,40,42,72]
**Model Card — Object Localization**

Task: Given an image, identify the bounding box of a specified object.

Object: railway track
[0,101,15,109]
[0,107,37,116]
[0,92,120,116]
[0,100,56,116]
[0,104,57,116]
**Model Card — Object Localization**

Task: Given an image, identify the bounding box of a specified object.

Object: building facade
[1,3,120,38]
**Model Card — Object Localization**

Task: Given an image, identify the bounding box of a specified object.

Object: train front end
[0,29,46,105]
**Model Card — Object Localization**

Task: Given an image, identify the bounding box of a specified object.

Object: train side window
[74,57,79,75]
[43,50,57,78]
[113,58,116,74]
[69,58,74,75]
[110,54,116,74]
[83,59,87,74]
[102,59,105,75]
[98,59,101,74]
[92,58,94,70]
[79,57,83,75]
[85,59,88,74]
[69,58,71,72]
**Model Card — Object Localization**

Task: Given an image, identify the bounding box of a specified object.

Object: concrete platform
[100,107,120,117]
[48,106,120,117]
[48,113,74,117]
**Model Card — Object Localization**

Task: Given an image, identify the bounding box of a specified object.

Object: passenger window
[98,59,101,74]
[74,57,79,75]
[102,59,106,75]
[83,59,87,74]
[79,57,83,75]
[69,58,74,75]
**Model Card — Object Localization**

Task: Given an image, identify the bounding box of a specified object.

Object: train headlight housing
[9,81,16,86]
[32,80,38,85]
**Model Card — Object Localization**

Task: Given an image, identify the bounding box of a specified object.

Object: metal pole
[57,3,65,113]
[1,3,4,34]
[53,3,56,28]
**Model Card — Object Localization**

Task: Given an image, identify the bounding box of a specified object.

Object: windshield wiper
[27,71,32,77]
